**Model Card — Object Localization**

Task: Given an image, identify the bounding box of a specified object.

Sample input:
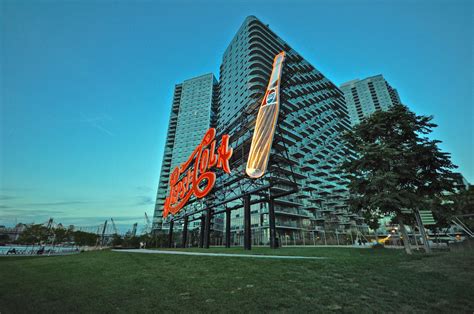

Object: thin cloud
[1,209,65,215]
[0,209,66,227]
[136,196,154,206]
[0,187,34,192]
[24,201,89,207]
[80,112,114,136]
[136,186,154,192]
[0,195,18,200]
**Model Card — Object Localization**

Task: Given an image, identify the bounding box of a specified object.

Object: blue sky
[1,0,472,231]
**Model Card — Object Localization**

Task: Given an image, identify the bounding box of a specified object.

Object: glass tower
[213,16,366,245]
[152,16,369,244]
[340,75,401,126]
[152,73,218,230]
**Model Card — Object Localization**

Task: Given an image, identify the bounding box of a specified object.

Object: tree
[72,231,98,246]
[16,224,51,244]
[362,210,382,241]
[0,234,10,243]
[445,186,474,230]
[341,105,456,254]
[110,234,123,247]
[123,235,140,248]
[53,227,71,244]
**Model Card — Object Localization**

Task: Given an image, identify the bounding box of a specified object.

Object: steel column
[244,194,251,250]
[182,216,188,248]
[204,207,212,249]
[168,220,174,248]
[199,215,205,248]
[225,207,231,248]
[268,198,277,249]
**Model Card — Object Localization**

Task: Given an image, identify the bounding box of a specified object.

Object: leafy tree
[361,209,382,240]
[446,186,474,230]
[53,227,71,244]
[341,105,456,254]
[72,231,98,246]
[111,234,124,247]
[123,236,140,248]
[0,234,10,243]
[451,186,474,215]
[16,224,52,244]
[150,231,169,248]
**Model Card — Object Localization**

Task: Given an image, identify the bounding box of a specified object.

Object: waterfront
[0,245,80,256]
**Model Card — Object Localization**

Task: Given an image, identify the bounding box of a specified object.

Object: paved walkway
[112,249,326,259]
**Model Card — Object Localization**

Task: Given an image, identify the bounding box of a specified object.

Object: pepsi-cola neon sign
[163,128,233,218]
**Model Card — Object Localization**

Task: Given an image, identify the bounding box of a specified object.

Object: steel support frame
[167,183,297,250]
[204,207,212,249]
[268,197,277,249]
[199,215,205,248]
[243,194,251,250]
[182,215,188,248]
[168,220,174,248]
[225,207,231,248]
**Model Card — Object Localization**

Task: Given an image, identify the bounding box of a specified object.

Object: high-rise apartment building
[152,73,218,230]
[340,75,401,126]
[212,16,365,245]
[449,172,470,194]
[153,16,368,244]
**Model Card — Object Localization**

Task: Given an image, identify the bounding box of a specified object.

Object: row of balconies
[285,86,338,108]
[283,69,323,86]
[284,79,329,97]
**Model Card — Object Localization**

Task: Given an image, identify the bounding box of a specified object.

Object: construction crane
[95,224,102,247]
[131,223,138,237]
[144,212,151,234]
[45,218,54,229]
[101,220,108,246]
[111,218,119,235]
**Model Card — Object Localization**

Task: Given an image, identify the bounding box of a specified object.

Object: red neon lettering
[217,134,232,174]
[163,128,233,218]
[209,141,218,167]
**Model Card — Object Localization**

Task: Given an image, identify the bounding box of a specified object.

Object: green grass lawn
[1,247,473,313]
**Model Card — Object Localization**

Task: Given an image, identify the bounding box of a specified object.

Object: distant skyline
[1,0,472,229]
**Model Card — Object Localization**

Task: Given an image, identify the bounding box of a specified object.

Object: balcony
[274,198,301,207]
[276,221,301,230]
[275,209,311,219]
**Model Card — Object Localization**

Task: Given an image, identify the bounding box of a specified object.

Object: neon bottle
[246,51,286,178]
